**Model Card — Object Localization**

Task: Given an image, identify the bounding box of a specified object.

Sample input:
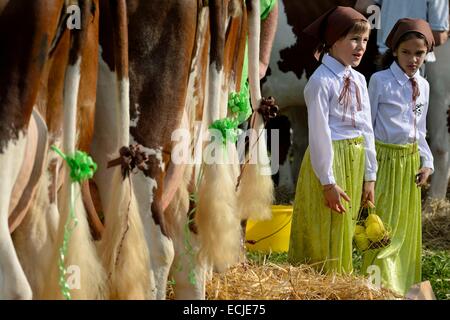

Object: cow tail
[195,0,241,272]
[95,0,151,299]
[237,0,274,222]
[46,0,107,299]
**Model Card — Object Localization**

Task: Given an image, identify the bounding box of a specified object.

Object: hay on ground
[422,198,450,250]
[201,261,400,300]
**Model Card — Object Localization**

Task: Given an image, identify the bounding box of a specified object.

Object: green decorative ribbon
[174,166,205,286]
[209,118,241,145]
[172,193,198,286]
[52,146,97,182]
[51,145,98,300]
[208,88,251,146]
[184,216,197,286]
[228,88,251,124]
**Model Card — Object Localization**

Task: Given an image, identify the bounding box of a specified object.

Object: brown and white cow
[126,0,273,299]
[1,0,150,299]
[1,0,272,300]
[122,0,206,299]
[0,0,103,299]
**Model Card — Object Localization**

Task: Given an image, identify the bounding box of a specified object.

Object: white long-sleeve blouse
[369,61,434,171]
[304,54,378,185]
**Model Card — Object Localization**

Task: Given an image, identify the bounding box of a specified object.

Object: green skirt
[288,136,365,274]
[361,141,421,295]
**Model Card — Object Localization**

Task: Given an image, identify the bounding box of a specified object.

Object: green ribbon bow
[52,146,97,182]
[51,145,98,300]
[228,87,252,124]
[209,118,241,145]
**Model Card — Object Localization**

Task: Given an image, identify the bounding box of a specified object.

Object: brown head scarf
[386,18,435,52]
[302,6,368,60]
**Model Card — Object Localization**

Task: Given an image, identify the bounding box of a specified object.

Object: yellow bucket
[245,205,293,253]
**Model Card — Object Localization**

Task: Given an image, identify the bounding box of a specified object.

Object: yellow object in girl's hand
[354,225,366,235]
[354,209,391,252]
[365,213,386,233]
[354,231,370,251]
[365,222,385,242]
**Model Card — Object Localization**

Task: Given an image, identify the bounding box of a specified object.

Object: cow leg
[171,231,207,300]
[286,104,309,184]
[166,165,206,300]
[426,41,450,199]
[147,222,174,300]
[427,80,450,199]
[12,115,60,299]
[429,140,450,199]
[0,0,69,300]
[12,153,60,299]
[0,133,32,300]
[132,170,174,300]
[278,158,295,191]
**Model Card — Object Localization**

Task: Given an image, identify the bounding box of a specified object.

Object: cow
[1,0,150,299]
[125,0,273,299]
[1,0,271,300]
[0,0,101,300]
[122,0,207,299]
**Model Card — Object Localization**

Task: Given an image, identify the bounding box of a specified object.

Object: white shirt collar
[390,61,420,86]
[322,54,352,78]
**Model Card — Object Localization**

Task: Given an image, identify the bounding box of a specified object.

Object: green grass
[247,248,450,300]
[422,249,450,300]
[352,248,363,274]
[353,248,450,300]
[246,251,288,265]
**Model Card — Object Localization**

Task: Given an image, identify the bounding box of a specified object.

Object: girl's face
[393,37,428,77]
[329,30,370,67]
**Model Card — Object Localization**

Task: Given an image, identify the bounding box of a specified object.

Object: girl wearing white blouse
[288,7,377,274]
[362,18,434,295]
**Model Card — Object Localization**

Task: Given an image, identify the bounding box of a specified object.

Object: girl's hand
[362,181,375,205]
[323,184,351,214]
[416,167,432,187]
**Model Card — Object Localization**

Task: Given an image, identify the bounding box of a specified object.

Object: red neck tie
[410,77,420,103]
[338,74,362,127]
[410,77,420,144]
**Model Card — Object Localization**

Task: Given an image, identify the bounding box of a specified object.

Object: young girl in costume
[362,18,434,295]
[288,6,377,274]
